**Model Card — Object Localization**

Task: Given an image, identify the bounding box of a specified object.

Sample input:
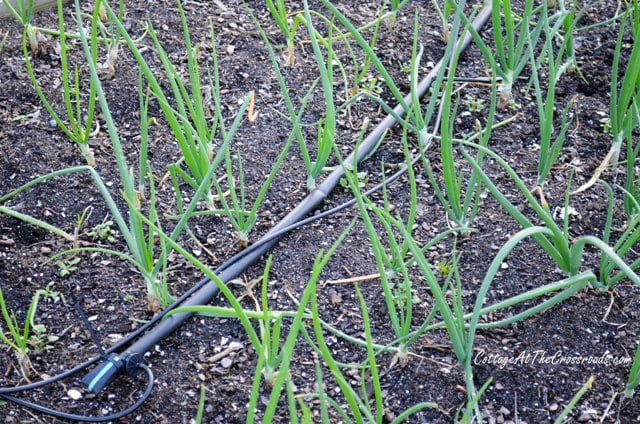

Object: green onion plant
[255,256,283,389]
[303,277,438,423]
[171,256,296,393]
[452,140,640,403]
[0,285,49,380]
[430,0,454,43]
[369,195,626,419]
[458,143,640,400]
[597,183,640,396]
[151,4,323,243]
[62,23,178,308]
[386,0,411,13]
[459,140,640,284]
[528,5,575,188]
[98,0,251,210]
[338,128,471,371]
[627,340,640,397]
[251,3,406,191]
[598,182,640,288]
[151,9,250,210]
[92,0,124,80]
[348,9,384,98]
[488,0,542,108]
[304,6,399,101]
[247,7,321,192]
[255,0,415,192]
[161,222,353,423]
[320,0,409,113]
[1,0,44,52]
[265,0,303,66]
[415,4,499,230]
[551,0,580,73]
[211,135,293,246]
[296,224,439,422]
[301,0,336,190]
[23,0,99,166]
[264,0,395,96]
[1,0,34,22]
[169,79,317,246]
[18,103,170,310]
[194,384,207,424]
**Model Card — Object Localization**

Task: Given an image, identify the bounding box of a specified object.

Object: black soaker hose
[81,3,493,395]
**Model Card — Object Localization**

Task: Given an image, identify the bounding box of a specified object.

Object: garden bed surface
[1,0,640,422]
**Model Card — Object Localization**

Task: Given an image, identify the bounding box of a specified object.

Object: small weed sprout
[57,257,81,277]
[600,117,613,134]
[436,258,454,276]
[462,93,485,113]
[88,220,117,243]
[28,322,59,354]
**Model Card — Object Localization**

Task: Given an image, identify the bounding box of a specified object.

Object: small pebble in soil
[67,389,82,400]
[49,119,57,128]
[577,408,598,421]
[0,238,15,246]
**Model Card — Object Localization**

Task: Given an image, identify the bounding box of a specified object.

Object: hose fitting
[82,353,143,394]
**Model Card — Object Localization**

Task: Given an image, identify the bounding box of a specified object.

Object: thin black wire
[71,291,107,358]
[0,364,154,422]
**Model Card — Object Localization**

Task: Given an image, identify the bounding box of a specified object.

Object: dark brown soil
[1,1,640,423]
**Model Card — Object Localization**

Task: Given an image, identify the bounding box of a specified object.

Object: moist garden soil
[0,0,639,423]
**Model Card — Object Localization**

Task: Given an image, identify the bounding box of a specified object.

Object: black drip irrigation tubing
[0,4,491,420]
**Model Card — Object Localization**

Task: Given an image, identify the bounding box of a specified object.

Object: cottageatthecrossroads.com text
[474,350,631,369]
